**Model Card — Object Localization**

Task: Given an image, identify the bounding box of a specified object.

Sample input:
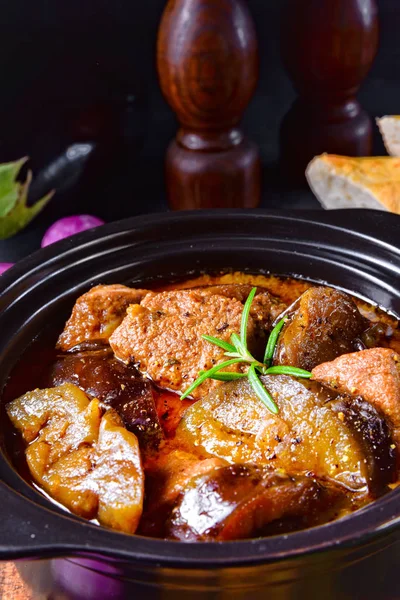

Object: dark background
[0,0,399,259]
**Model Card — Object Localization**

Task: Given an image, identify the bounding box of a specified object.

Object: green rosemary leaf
[264,316,287,365]
[240,287,257,347]
[230,332,254,361]
[180,358,244,400]
[199,370,246,382]
[202,335,236,353]
[224,352,244,359]
[248,364,279,415]
[265,365,312,378]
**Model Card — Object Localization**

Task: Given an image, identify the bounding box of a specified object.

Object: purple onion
[0,263,14,275]
[41,215,105,248]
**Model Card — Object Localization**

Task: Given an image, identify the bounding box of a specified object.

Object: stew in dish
[3,272,400,542]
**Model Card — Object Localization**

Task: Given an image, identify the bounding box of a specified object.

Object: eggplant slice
[6,384,145,534]
[177,376,396,495]
[274,287,367,371]
[166,465,344,542]
[329,396,397,496]
[50,345,163,452]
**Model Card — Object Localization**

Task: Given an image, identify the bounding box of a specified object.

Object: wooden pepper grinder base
[157,0,261,210]
[166,131,260,210]
[280,99,374,183]
[280,0,379,183]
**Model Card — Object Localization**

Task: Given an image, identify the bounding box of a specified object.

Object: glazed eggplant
[139,449,227,537]
[4,272,400,541]
[274,287,367,371]
[177,376,397,494]
[50,345,163,451]
[166,465,343,542]
[329,396,397,496]
[6,384,145,533]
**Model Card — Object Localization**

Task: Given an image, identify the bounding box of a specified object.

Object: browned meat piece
[166,466,343,542]
[161,273,311,306]
[312,348,400,449]
[139,448,227,537]
[57,284,148,351]
[191,285,287,329]
[154,389,193,438]
[177,376,396,494]
[50,345,163,451]
[274,287,367,371]
[7,383,144,534]
[110,290,257,398]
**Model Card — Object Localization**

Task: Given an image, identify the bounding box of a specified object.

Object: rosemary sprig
[199,370,247,382]
[241,286,256,346]
[180,358,244,400]
[248,364,279,414]
[201,335,236,353]
[264,365,312,378]
[180,288,312,413]
[264,317,287,366]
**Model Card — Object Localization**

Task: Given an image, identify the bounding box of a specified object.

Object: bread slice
[377,116,400,157]
[306,154,400,213]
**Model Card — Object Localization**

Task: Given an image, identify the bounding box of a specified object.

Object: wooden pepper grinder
[280,0,379,182]
[157,0,260,209]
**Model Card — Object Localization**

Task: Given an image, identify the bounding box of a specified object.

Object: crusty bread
[377,116,400,157]
[306,154,400,213]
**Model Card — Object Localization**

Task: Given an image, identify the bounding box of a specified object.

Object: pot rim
[1,208,400,566]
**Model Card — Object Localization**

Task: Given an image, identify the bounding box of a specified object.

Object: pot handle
[0,481,133,561]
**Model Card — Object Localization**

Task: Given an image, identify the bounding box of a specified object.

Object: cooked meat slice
[57,284,148,351]
[154,389,193,438]
[312,348,400,449]
[166,466,343,542]
[274,287,368,371]
[50,347,163,451]
[192,285,287,329]
[7,384,144,533]
[177,376,396,493]
[139,448,226,537]
[163,273,311,306]
[110,290,257,398]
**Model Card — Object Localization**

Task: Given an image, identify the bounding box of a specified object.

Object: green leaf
[199,370,246,382]
[230,332,254,361]
[224,351,244,359]
[180,358,244,400]
[264,317,287,365]
[248,364,279,415]
[0,159,54,240]
[240,287,257,347]
[202,335,236,353]
[0,158,28,218]
[265,365,312,378]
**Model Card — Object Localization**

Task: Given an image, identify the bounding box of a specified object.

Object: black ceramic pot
[1,210,400,600]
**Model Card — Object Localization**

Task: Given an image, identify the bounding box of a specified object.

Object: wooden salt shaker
[280,0,379,182]
[157,0,261,209]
